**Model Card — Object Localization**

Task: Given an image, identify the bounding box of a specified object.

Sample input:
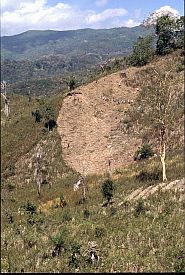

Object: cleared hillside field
[1,50,184,273]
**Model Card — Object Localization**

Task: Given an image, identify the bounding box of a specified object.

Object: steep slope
[1,51,184,273]
[57,50,184,176]
[57,67,142,175]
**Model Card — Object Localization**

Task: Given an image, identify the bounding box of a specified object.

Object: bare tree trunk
[36,171,42,196]
[159,122,167,182]
[160,142,167,182]
[34,145,43,197]
[81,178,86,200]
[5,100,10,117]
[1,92,10,117]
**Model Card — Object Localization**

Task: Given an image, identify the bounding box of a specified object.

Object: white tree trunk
[34,145,43,197]
[160,142,167,182]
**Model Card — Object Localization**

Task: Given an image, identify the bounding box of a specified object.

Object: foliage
[173,250,185,273]
[1,26,154,97]
[32,109,42,122]
[95,226,105,238]
[67,77,76,91]
[176,62,184,73]
[156,15,184,55]
[83,209,90,219]
[62,210,72,222]
[129,35,155,66]
[51,228,68,257]
[22,201,37,216]
[44,119,57,131]
[175,16,185,49]
[4,164,15,178]
[134,200,146,217]
[32,99,56,130]
[128,59,184,181]
[136,168,161,182]
[69,243,82,268]
[1,51,184,273]
[134,144,154,161]
[7,182,16,192]
[101,179,114,202]
[1,27,154,61]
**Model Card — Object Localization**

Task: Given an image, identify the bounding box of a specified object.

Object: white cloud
[155,5,179,16]
[1,0,32,12]
[86,8,128,24]
[103,17,140,29]
[143,5,180,26]
[124,19,140,28]
[1,0,130,35]
[95,0,108,8]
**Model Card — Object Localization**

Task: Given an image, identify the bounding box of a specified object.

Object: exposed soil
[57,68,142,175]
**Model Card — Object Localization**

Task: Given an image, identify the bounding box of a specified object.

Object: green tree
[67,77,76,91]
[129,36,154,66]
[156,15,184,55]
[51,228,68,257]
[43,106,56,131]
[175,16,184,49]
[38,99,56,131]
[134,143,154,161]
[101,179,114,203]
[156,15,176,55]
[128,61,183,181]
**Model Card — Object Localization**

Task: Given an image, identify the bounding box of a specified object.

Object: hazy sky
[1,0,184,36]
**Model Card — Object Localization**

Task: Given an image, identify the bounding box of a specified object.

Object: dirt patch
[57,68,142,175]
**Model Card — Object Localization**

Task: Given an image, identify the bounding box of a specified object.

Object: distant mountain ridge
[1,25,154,61]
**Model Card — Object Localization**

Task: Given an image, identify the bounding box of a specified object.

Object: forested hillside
[1,26,153,60]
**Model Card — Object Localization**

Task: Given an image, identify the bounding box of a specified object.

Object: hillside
[1,50,184,273]
[1,26,154,61]
[57,66,141,175]
[1,25,154,97]
[57,51,184,175]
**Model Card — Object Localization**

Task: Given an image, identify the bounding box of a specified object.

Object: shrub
[21,201,40,225]
[134,200,146,217]
[51,228,68,257]
[101,179,114,203]
[6,212,14,224]
[176,63,184,73]
[156,15,184,56]
[83,209,90,219]
[128,36,154,66]
[24,233,37,248]
[136,169,161,182]
[60,194,67,207]
[44,119,57,131]
[62,210,72,222]
[134,144,154,161]
[174,250,185,272]
[69,242,82,268]
[22,201,37,215]
[67,78,76,91]
[51,235,65,257]
[32,110,42,122]
[7,182,16,192]
[95,226,105,238]
[5,164,15,177]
